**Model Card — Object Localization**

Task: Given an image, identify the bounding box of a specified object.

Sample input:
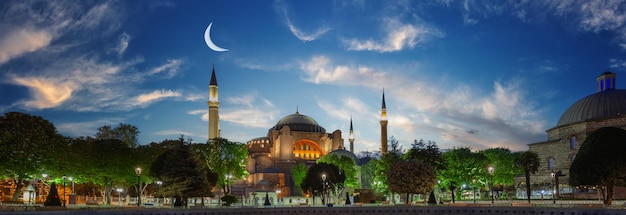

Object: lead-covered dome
[557,89,626,126]
[270,111,326,133]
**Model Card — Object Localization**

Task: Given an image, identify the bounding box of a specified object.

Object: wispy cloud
[221,94,278,128]
[279,2,330,42]
[343,17,444,52]
[0,28,52,64]
[148,59,183,78]
[300,55,545,150]
[135,89,182,105]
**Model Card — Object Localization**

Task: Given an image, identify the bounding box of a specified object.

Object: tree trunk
[11,177,24,202]
[524,172,531,203]
[605,183,614,206]
[451,189,455,203]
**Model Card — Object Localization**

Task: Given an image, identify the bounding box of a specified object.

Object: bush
[221,194,238,206]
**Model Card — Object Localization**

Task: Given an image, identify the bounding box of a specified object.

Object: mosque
[526,71,626,199]
[207,68,388,197]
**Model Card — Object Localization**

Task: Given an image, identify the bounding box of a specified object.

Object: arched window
[569,136,577,150]
[548,158,555,170]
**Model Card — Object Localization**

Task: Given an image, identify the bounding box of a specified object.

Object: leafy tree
[317,153,360,188]
[151,140,214,207]
[359,157,377,188]
[0,112,67,201]
[404,139,447,172]
[514,151,540,203]
[480,148,521,186]
[388,160,436,204]
[373,136,403,196]
[205,138,249,194]
[570,127,626,206]
[68,137,133,204]
[96,123,140,147]
[300,162,345,204]
[438,147,489,202]
[291,163,308,196]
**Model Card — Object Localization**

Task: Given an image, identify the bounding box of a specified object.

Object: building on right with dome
[525,71,626,199]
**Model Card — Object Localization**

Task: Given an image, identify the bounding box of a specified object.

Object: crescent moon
[204,22,228,52]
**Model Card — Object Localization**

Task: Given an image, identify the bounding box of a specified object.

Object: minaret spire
[349,116,355,153]
[208,65,220,140]
[380,89,388,155]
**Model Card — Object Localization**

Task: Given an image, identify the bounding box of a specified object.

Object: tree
[300,162,345,205]
[317,153,360,188]
[404,139,447,172]
[570,127,626,206]
[514,151,540,203]
[388,160,436,204]
[438,147,489,202]
[205,138,249,194]
[151,140,214,207]
[359,158,377,188]
[480,148,521,187]
[373,136,403,196]
[291,163,308,196]
[0,112,67,202]
[68,137,133,204]
[96,123,140,147]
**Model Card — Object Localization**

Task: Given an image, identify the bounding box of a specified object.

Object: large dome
[270,111,327,133]
[557,89,626,127]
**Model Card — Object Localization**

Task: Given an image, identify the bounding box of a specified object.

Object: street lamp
[488,166,494,204]
[62,175,67,207]
[551,172,556,204]
[156,180,162,206]
[116,188,123,206]
[135,167,142,206]
[69,177,74,195]
[472,179,477,203]
[321,174,327,205]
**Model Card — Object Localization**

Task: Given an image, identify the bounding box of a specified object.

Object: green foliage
[96,123,140,148]
[221,194,238,206]
[359,158,377,188]
[44,183,62,206]
[373,137,403,195]
[570,127,626,205]
[0,112,67,201]
[514,151,540,203]
[205,138,249,194]
[291,163,308,195]
[151,140,214,198]
[388,160,436,203]
[317,153,360,188]
[438,147,489,192]
[480,148,521,186]
[404,139,447,172]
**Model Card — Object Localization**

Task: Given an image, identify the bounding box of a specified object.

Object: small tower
[208,66,220,140]
[597,71,616,92]
[349,116,355,153]
[380,90,388,155]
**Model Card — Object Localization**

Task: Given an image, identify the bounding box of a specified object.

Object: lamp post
[135,167,142,207]
[116,188,123,206]
[472,179,477,203]
[488,166,494,204]
[321,174,327,205]
[62,175,67,207]
[156,180,162,206]
[551,172,556,204]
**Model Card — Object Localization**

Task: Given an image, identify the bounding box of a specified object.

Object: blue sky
[2,0,626,154]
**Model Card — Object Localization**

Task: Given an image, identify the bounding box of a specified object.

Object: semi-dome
[557,89,626,127]
[270,111,326,133]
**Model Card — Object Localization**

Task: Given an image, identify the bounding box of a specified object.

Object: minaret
[380,90,388,155]
[208,66,220,140]
[349,116,355,153]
